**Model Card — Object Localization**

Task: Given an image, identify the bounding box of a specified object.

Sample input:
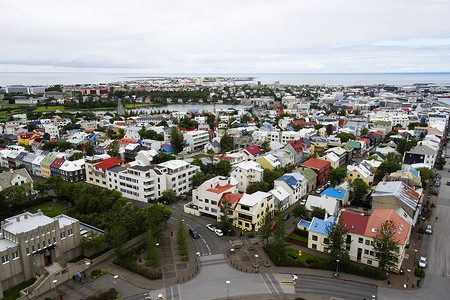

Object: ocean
[1,72,450,87]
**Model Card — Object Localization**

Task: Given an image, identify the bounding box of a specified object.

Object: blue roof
[321,188,347,200]
[29,121,41,125]
[275,174,302,190]
[158,145,174,154]
[298,220,311,228]
[308,216,336,235]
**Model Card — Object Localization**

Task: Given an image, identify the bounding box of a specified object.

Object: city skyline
[1,0,450,74]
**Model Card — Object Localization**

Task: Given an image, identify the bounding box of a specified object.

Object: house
[50,158,65,177]
[305,195,339,217]
[124,143,147,163]
[230,161,264,193]
[346,164,374,186]
[324,146,350,168]
[135,149,159,166]
[22,153,37,175]
[235,191,275,231]
[305,216,335,252]
[294,167,318,193]
[40,155,57,178]
[0,212,81,296]
[0,168,33,192]
[300,158,331,186]
[403,145,436,169]
[31,155,45,176]
[274,172,307,206]
[320,187,350,207]
[385,166,422,188]
[321,152,340,169]
[18,133,41,146]
[371,181,421,223]
[256,154,281,170]
[346,140,362,155]
[243,145,262,161]
[270,186,290,209]
[204,138,221,154]
[85,156,123,189]
[59,159,86,182]
[184,130,209,152]
[283,139,310,166]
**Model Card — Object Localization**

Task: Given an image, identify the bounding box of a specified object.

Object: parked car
[447,181,450,186]
[300,199,307,205]
[425,224,433,234]
[435,181,440,187]
[446,154,449,158]
[206,224,216,231]
[189,228,200,239]
[436,174,441,179]
[418,256,427,268]
[214,229,223,236]
[282,213,290,220]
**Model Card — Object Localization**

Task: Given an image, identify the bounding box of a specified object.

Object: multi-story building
[230,161,264,193]
[274,172,307,207]
[403,145,437,169]
[300,158,331,187]
[50,158,66,177]
[85,156,123,189]
[40,155,57,179]
[59,159,86,182]
[0,211,81,295]
[184,130,209,152]
[0,168,33,192]
[31,155,45,177]
[235,191,275,231]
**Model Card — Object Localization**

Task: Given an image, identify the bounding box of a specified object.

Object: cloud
[1,0,450,73]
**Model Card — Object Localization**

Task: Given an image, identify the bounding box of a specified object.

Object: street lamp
[226,280,230,299]
[156,243,160,247]
[230,248,234,265]
[158,293,163,300]
[113,275,118,284]
[52,279,57,300]
[335,259,340,277]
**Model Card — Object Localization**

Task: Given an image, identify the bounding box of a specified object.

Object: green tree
[246,181,271,194]
[416,167,434,187]
[85,142,95,156]
[107,141,121,158]
[80,231,107,255]
[436,157,446,170]
[351,178,370,201]
[219,199,234,235]
[108,224,128,256]
[216,160,232,177]
[336,132,356,143]
[152,153,176,164]
[146,204,172,240]
[271,211,287,261]
[170,128,185,154]
[314,124,324,130]
[328,167,347,186]
[292,204,307,219]
[220,132,233,153]
[263,169,281,188]
[376,161,401,181]
[326,124,333,136]
[160,189,177,204]
[258,206,274,245]
[145,229,161,267]
[360,127,369,136]
[261,140,271,153]
[176,217,188,251]
[311,207,326,219]
[373,220,399,271]
[396,137,417,155]
[157,119,169,127]
[324,214,350,264]
[385,152,402,164]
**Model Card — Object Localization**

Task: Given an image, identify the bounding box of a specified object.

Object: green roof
[40,155,57,167]
[369,151,386,159]
[294,167,318,181]
[346,141,361,149]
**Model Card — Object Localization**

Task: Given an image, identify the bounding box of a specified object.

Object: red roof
[220,192,244,210]
[365,209,409,245]
[300,158,330,170]
[215,156,234,161]
[285,139,306,153]
[94,158,123,169]
[244,145,261,156]
[340,210,369,236]
[50,158,65,169]
[207,184,235,194]
[356,137,370,144]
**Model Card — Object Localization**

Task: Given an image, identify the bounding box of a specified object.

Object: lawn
[125,103,152,108]
[29,202,66,217]
[2,278,36,300]
[287,233,309,244]
[286,248,329,264]
[33,106,65,112]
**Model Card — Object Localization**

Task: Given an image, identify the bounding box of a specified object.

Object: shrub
[181,256,189,262]
[179,250,188,256]
[417,227,425,234]
[287,233,308,244]
[83,288,119,300]
[113,249,162,280]
[247,232,255,238]
[294,228,308,237]
[90,269,106,279]
[415,268,425,278]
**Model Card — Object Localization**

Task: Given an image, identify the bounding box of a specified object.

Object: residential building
[346,164,374,186]
[295,167,318,193]
[0,168,33,191]
[40,155,57,179]
[59,159,86,182]
[270,186,290,209]
[242,145,262,161]
[305,195,339,217]
[184,130,209,152]
[274,172,307,206]
[50,158,65,177]
[305,216,335,252]
[385,166,422,188]
[403,145,436,168]
[230,161,264,193]
[235,191,275,231]
[300,158,331,186]
[31,155,45,177]
[22,153,37,175]
[320,187,350,207]
[85,156,123,189]
[256,154,281,170]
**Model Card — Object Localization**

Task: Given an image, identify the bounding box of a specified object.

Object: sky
[1,0,450,74]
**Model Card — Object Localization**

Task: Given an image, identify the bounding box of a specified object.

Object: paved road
[118,99,125,115]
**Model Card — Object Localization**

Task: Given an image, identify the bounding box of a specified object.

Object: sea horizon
[1,71,450,87]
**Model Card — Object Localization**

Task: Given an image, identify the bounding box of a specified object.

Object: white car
[206,224,216,231]
[418,256,427,268]
[214,229,223,237]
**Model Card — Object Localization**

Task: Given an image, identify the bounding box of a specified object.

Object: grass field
[125,103,152,109]
[33,106,65,112]
[2,278,36,300]
[29,202,66,217]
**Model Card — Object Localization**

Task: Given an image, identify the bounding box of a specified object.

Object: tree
[157,119,169,127]
[336,132,356,143]
[324,214,350,264]
[160,189,176,204]
[351,179,370,201]
[80,231,106,256]
[146,204,172,240]
[108,224,128,256]
[314,124,324,130]
[263,169,281,188]
[258,206,274,245]
[396,137,417,155]
[146,229,161,267]
[385,152,402,164]
[219,199,234,235]
[326,124,333,136]
[271,211,287,261]
[328,167,347,186]
[216,160,232,177]
[152,153,176,164]
[373,220,399,271]
[292,204,307,219]
[85,142,95,156]
[246,181,271,194]
[170,128,185,154]
[107,141,121,158]
[416,167,434,187]
[176,217,187,253]
[311,207,326,219]
[376,161,401,181]
[360,127,369,136]
[261,140,271,153]
[220,132,233,153]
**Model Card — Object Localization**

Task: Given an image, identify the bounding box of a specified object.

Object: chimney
[16,216,20,222]
[24,214,28,219]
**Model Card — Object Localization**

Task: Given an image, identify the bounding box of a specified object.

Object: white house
[230,161,264,193]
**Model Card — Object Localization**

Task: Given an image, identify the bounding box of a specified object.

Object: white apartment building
[280,131,303,144]
[274,172,307,206]
[184,130,209,152]
[43,124,60,139]
[231,161,264,193]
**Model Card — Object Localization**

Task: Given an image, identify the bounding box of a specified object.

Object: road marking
[279,281,296,285]
[200,236,211,253]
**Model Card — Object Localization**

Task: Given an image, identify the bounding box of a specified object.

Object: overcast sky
[1,0,450,74]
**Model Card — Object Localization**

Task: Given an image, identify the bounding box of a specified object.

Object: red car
[270,222,276,230]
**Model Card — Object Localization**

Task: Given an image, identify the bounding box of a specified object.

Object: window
[48,239,51,245]
[32,245,35,252]
[358,237,363,244]
[47,228,50,234]
[43,241,46,247]
[37,243,40,250]
[60,232,66,239]
[68,229,73,236]
[364,249,369,255]
[312,244,317,250]
[367,259,372,265]
[24,236,28,242]
[369,251,374,256]
[30,233,34,240]
[365,240,370,245]
[312,235,318,241]
[1,255,9,264]
[53,237,56,243]
[41,229,44,236]
[12,251,19,259]
[26,248,30,255]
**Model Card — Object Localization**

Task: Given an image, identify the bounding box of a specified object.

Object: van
[189,228,200,239]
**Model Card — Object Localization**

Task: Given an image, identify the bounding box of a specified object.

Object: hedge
[113,249,162,280]
[82,288,119,300]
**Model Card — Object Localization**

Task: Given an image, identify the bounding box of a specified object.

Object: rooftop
[321,188,347,200]
[94,157,123,169]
